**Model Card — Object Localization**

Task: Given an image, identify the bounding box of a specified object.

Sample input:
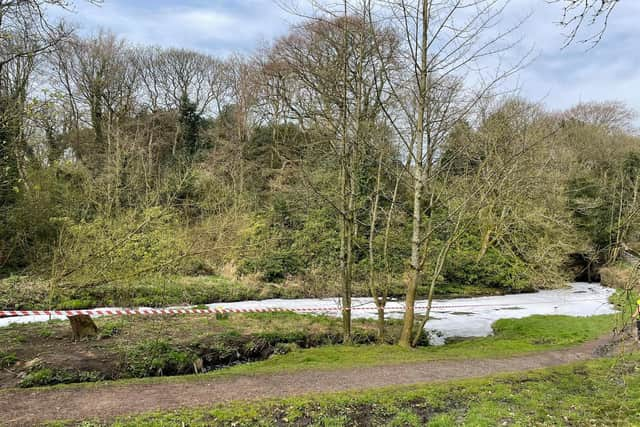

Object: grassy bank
[49,353,640,426]
[209,289,628,379]
[0,275,316,310]
[203,314,616,378]
[0,274,544,312]
[0,313,617,390]
[0,312,391,388]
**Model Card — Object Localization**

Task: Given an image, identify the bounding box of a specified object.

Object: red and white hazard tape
[0,306,398,317]
[0,298,607,318]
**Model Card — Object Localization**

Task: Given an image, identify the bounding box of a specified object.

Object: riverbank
[0,283,617,343]
[102,352,640,427]
[0,312,398,389]
[0,312,617,389]
[0,274,543,312]
[2,334,636,426]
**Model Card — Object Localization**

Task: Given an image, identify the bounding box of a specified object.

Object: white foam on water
[203,282,617,345]
[0,283,617,345]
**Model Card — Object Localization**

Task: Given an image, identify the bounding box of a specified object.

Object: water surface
[0,282,616,345]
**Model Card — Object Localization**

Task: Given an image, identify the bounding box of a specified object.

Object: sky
[51,0,640,123]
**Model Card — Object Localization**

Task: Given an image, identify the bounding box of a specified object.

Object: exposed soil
[0,313,391,389]
[0,334,620,427]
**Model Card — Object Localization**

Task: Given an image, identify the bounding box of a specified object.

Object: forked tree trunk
[399,1,429,347]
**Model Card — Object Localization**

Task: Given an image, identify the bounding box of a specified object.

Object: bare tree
[565,101,637,135]
[266,0,398,341]
[52,32,138,165]
[223,54,260,204]
[0,0,98,251]
[0,1,90,70]
[136,47,228,116]
[1,0,77,196]
[366,0,528,347]
[0,0,101,331]
[553,0,620,45]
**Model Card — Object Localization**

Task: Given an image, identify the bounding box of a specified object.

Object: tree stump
[68,314,98,341]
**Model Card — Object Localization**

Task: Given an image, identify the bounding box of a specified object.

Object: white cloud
[53,0,293,55]
[51,0,640,122]
[500,0,640,122]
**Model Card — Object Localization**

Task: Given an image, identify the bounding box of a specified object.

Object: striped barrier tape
[1,306,395,317]
[0,298,608,318]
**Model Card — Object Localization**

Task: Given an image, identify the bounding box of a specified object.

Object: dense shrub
[442,236,531,292]
[125,339,196,378]
[238,204,340,283]
[1,164,90,272]
[54,207,190,287]
[239,249,303,282]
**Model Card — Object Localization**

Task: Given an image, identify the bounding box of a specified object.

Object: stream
[204,282,617,344]
[0,282,617,345]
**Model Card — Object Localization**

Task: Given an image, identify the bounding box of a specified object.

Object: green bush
[19,368,102,387]
[239,249,303,282]
[0,164,90,272]
[0,351,17,368]
[442,236,531,291]
[125,339,196,378]
[237,204,340,283]
[53,207,192,290]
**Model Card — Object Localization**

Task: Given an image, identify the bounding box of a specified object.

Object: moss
[19,368,103,388]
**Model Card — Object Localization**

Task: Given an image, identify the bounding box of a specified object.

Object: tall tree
[266,1,397,341]
[0,0,98,268]
[368,0,528,347]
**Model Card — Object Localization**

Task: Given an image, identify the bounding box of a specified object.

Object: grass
[45,353,640,426]
[0,274,313,310]
[1,312,619,392]
[1,288,630,390]
[7,289,630,424]
[0,312,391,388]
[203,314,617,378]
[0,351,17,368]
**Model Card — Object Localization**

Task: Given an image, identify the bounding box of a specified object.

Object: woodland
[1,0,639,348]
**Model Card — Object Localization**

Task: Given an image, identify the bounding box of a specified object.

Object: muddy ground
[0,312,395,388]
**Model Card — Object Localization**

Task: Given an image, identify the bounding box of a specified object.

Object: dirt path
[0,336,614,427]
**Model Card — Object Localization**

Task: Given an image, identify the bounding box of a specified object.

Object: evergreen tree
[178,94,202,156]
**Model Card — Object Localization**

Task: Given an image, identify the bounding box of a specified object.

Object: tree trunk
[377,305,385,342]
[399,166,423,347]
[339,0,353,344]
[399,0,429,348]
[476,228,492,262]
[369,150,385,340]
[341,214,353,343]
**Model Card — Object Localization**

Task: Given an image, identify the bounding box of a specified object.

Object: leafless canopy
[0,1,102,70]
[564,100,637,134]
[553,0,620,45]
